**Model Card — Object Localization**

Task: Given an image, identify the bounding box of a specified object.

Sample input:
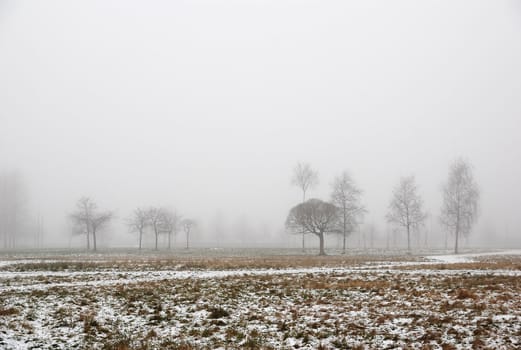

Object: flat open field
[0,249,520,349]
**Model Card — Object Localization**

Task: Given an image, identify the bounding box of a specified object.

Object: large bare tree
[126,207,149,250]
[291,162,318,250]
[440,158,479,254]
[330,171,366,254]
[70,197,113,251]
[386,176,427,252]
[285,198,340,256]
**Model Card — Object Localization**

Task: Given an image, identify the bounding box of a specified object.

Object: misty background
[1,0,520,250]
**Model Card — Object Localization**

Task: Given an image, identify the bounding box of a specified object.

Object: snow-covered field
[0,249,519,349]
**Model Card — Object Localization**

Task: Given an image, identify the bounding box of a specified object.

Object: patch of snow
[425,249,521,264]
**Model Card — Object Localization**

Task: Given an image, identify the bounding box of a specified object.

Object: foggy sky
[1,1,520,248]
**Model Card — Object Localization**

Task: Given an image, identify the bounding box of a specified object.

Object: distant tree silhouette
[182,219,196,249]
[330,171,366,254]
[126,207,148,250]
[440,158,479,254]
[70,197,113,251]
[161,209,182,250]
[386,176,427,253]
[291,162,318,250]
[146,207,165,251]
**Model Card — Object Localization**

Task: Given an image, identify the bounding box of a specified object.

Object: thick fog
[1,1,520,250]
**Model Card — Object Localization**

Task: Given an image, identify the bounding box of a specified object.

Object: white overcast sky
[1,1,521,245]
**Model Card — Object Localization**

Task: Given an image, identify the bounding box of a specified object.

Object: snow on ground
[0,249,519,349]
[425,249,521,264]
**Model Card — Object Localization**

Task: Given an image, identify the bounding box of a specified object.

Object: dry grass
[1,253,423,272]
[0,252,519,349]
[0,307,19,316]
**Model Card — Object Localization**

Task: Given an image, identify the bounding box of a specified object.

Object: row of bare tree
[287,158,479,255]
[125,207,195,251]
[70,198,195,251]
[387,158,479,253]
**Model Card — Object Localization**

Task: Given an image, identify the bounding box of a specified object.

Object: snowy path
[425,249,521,264]
[1,256,520,293]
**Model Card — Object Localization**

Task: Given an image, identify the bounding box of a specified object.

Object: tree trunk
[454,230,459,254]
[186,232,189,249]
[138,230,143,251]
[11,219,16,249]
[342,209,347,254]
[168,232,171,250]
[406,224,411,252]
[302,190,306,251]
[92,230,97,251]
[318,233,325,256]
[454,214,460,254]
[86,211,91,250]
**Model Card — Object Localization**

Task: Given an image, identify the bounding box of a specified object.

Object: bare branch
[291,162,318,201]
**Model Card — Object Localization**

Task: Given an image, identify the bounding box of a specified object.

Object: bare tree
[0,170,26,249]
[291,162,318,250]
[440,158,479,254]
[211,210,227,248]
[182,219,195,249]
[161,209,182,250]
[70,197,113,251]
[146,207,165,251]
[386,176,427,252]
[70,197,95,250]
[90,211,113,251]
[35,212,44,249]
[330,171,366,254]
[127,208,149,250]
[285,198,340,256]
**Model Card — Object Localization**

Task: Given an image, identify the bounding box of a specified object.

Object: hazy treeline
[0,158,486,254]
[2,1,520,253]
[69,197,198,252]
[287,158,479,254]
